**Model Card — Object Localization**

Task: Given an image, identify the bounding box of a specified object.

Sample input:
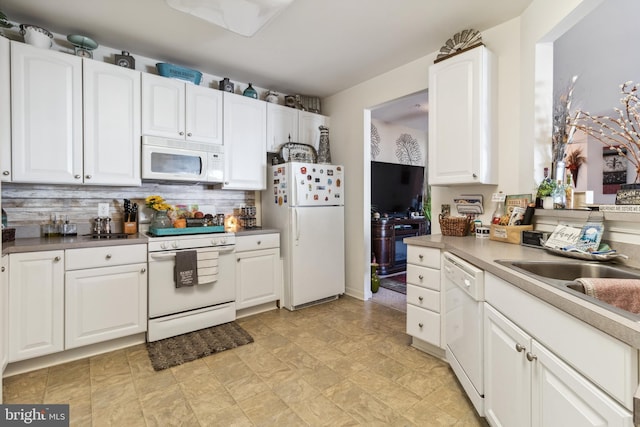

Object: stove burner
[88,233,129,239]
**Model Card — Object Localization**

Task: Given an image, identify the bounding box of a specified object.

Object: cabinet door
[298,111,329,150]
[531,341,631,427]
[236,248,280,309]
[11,42,83,184]
[185,84,222,144]
[65,263,147,349]
[0,36,10,182]
[83,60,141,186]
[484,304,531,427]
[428,46,496,185]
[141,73,185,139]
[222,92,267,190]
[8,251,64,362]
[266,103,298,152]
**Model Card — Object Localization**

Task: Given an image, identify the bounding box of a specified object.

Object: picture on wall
[602,146,627,194]
[395,133,422,165]
[371,123,381,160]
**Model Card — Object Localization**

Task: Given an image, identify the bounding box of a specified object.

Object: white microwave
[141,136,224,183]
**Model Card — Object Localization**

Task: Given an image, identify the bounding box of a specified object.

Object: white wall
[323,0,591,301]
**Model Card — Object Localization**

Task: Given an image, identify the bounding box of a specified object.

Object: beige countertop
[2,228,280,256]
[404,234,640,349]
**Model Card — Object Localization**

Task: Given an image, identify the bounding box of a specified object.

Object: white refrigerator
[263,162,345,310]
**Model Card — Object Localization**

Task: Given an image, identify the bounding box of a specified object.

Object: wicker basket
[439,215,471,236]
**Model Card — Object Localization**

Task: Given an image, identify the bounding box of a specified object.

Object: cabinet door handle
[515,343,525,353]
[418,254,424,260]
[105,254,112,260]
[2,171,9,176]
[526,352,537,362]
[140,268,146,273]
[179,131,184,136]
[418,323,424,328]
[187,132,192,137]
[85,174,92,179]
[257,240,261,245]
[418,274,424,280]
[418,296,423,301]
[473,173,478,178]
[54,256,61,262]
[1,266,4,272]
[74,175,81,179]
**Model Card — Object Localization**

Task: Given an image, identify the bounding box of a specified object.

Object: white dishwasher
[443,251,485,416]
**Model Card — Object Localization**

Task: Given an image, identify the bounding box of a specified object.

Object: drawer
[65,244,147,270]
[407,284,440,312]
[406,304,440,346]
[406,245,440,269]
[406,264,440,291]
[235,233,279,252]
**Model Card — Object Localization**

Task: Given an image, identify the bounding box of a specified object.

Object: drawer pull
[418,323,424,328]
[140,268,146,273]
[85,174,92,179]
[2,171,9,176]
[54,256,61,262]
[105,254,112,260]
[418,274,424,280]
[515,343,525,353]
[526,352,537,362]
[418,296,423,301]
[257,240,261,245]
[418,254,424,260]
[1,266,4,272]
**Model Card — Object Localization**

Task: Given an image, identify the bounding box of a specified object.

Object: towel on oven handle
[197,251,219,285]
[174,250,199,287]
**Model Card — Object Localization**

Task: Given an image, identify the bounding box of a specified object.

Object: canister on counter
[476,226,490,239]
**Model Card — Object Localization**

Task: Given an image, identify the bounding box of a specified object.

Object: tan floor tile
[224,372,270,402]
[187,388,236,419]
[133,368,177,395]
[170,358,211,383]
[44,377,91,403]
[47,359,90,386]
[139,383,200,426]
[290,394,359,426]
[92,399,146,427]
[91,378,137,410]
[68,398,93,427]
[272,342,322,375]
[178,371,225,399]
[302,365,344,391]
[3,368,48,403]
[348,370,420,411]
[271,376,320,404]
[237,389,291,425]
[196,404,253,427]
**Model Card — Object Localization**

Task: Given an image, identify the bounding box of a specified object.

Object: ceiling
[1,0,532,100]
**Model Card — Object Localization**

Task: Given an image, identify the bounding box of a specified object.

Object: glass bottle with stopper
[491,192,506,224]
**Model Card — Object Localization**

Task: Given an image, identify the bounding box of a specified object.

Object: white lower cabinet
[405,245,443,348]
[235,234,281,310]
[65,262,147,349]
[8,245,147,362]
[8,251,65,362]
[484,273,634,427]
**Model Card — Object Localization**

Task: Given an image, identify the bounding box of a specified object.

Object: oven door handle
[149,246,236,260]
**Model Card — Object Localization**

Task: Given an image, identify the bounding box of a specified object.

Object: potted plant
[536,178,557,209]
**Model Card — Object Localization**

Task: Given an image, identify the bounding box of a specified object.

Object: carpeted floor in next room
[372,273,407,312]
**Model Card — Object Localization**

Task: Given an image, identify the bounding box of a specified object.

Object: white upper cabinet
[10,42,141,186]
[298,111,330,151]
[83,59,141,186]
[222,92,266,190]
[142,73,222,145]
[428,46,497,185]
[266,103,299,153]
[0,37,10,182]
[11,42,83,184]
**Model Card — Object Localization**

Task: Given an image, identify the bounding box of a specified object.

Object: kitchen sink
[495,259,640,320]
[499,260,640,282]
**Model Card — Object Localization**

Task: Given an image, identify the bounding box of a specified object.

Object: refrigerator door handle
[294,209,300,243]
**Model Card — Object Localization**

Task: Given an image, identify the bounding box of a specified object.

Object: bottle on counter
[565,172,574,209]
[491,200,504,225]
[553,179,566,209]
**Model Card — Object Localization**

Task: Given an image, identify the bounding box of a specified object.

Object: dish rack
[439,214,471,236]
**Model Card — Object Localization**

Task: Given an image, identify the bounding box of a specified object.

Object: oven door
[142,142,208,183]
[148,246,235,318]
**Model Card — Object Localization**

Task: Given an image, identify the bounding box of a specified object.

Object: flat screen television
[371,161,425,218]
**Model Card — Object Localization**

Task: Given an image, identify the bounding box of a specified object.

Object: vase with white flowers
[573,81,640,187]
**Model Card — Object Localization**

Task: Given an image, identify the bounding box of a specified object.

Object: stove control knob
[172,241,179,249]
[160,242,168,249]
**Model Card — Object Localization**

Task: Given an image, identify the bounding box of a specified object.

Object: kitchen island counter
[404,234,640,348]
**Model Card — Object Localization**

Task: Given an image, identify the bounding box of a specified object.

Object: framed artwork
[602,147,627,194]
